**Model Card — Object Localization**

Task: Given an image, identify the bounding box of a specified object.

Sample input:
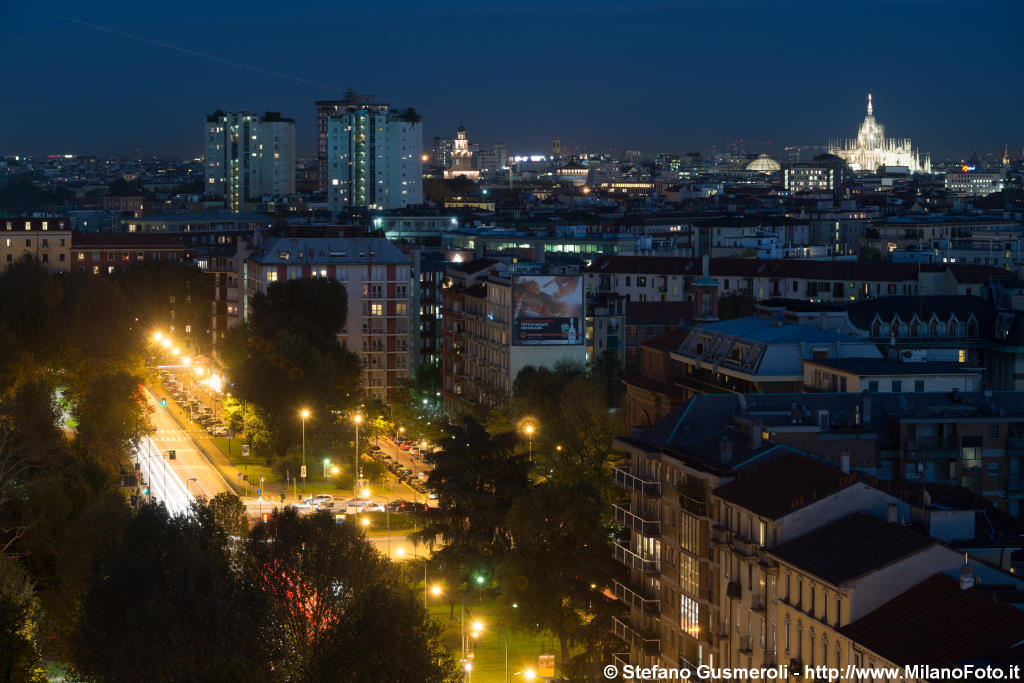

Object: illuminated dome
[746,154,781,174]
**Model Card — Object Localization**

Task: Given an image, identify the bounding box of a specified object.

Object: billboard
[512,274,584,345]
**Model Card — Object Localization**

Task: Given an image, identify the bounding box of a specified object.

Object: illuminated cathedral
[828,94,931,173]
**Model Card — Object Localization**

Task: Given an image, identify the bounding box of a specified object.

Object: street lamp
[521,420,537,462]
[353,414,363,498]
[300,409,310,494]
[323,458,330,479]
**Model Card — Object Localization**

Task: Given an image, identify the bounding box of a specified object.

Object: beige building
[802,358,982,394]
[1,217,72,272]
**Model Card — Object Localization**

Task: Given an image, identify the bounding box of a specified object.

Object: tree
[0,557,47,683]
[412,417,530,583]
[495,482,623,674]
[245,508,459,682]
[70,502,267,682]
[206,492,249,539]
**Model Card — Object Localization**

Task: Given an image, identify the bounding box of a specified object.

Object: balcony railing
[614,542,660,576]
[612,616,660,656]
[613,467,661,497]
[614,504,661,538]
[763,651,777,667]
[751,593,766,612]
[715,621,730,639]
[739,635,753,653]
[612,653,630,671]
[679,490,711,518]
[904,436,960,452]
[613,580,660,614]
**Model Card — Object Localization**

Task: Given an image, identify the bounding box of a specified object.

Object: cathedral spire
[867,93,873,116]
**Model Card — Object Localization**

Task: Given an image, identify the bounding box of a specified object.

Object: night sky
[3,0,1021,160]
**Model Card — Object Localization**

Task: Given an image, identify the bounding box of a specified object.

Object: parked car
[306,494,333,507]
[344,498,373,513]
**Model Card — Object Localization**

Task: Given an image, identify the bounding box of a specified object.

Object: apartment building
[584,255,1007,304]
[244,236,415,402]
[70,233,186,274]
[1,217,71,272]
[802,358,981,394]
[611,406,1024,675]
[204,111,296,211]
[325,103,422,210]
[440,259,587,412]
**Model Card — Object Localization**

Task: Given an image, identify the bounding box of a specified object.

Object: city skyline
[3,0,1023,159]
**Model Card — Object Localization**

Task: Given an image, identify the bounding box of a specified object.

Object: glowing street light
[160,337,171,348]
[395,547,405,558]
[152,332,163,343]
[353,414,363,498]
[360,517,370,528]
[182,356,191,366]
[472,620,483,633]
[523,669,537,680]
[431,584,443,597]
[171,348,180,357]
[300,408,310,493]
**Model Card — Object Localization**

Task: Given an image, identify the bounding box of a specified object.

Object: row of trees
[414,362,630,673]
[71,499,458,682]
[0,257,462,680]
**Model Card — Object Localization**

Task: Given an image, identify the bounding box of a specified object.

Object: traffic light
[261,513,269,523]
[142,486,150,495]
[160,398,167,407]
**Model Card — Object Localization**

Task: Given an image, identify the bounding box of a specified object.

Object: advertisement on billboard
[512,274,583,345]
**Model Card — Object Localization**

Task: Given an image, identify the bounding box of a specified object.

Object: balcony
[751,593,766,612]
[614,504,661,538]
[613,467,661,497]
[613,580,660,614]
[679,490,711,518]
[714,621,730,640]
[904,436,960,457]
[614,542,660,576]
[612,652,630,671]
[612,616,660,656]
[763,652,777,667]
[726,581,742,600]
[739,635,753,654]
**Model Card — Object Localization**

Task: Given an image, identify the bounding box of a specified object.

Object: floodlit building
[829,94,930,174]
[443,125,480,181]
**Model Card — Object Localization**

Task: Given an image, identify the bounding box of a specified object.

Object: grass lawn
[427,597,556,682]
[210,436,412,501]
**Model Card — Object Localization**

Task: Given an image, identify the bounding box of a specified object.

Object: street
[137,384,234,510]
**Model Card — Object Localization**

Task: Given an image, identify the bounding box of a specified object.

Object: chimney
[861,391,871,425]
[720,437,733,463]
[750,419,763,451]
[886,503,898,524]
[960,555,975,590]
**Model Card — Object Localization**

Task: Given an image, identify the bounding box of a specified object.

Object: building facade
[244,236,415,402]
[2,217,71,272]
[204,111,296,212]
[325,106,423,210]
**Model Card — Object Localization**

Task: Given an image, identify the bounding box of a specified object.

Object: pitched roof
[641,328,691,352]
[771,512,936,585]
[840,573,1024,667]
[714,452,861,520]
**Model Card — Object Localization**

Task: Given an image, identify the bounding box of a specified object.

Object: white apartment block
[204,111,296,212]
[326,108,423,211]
